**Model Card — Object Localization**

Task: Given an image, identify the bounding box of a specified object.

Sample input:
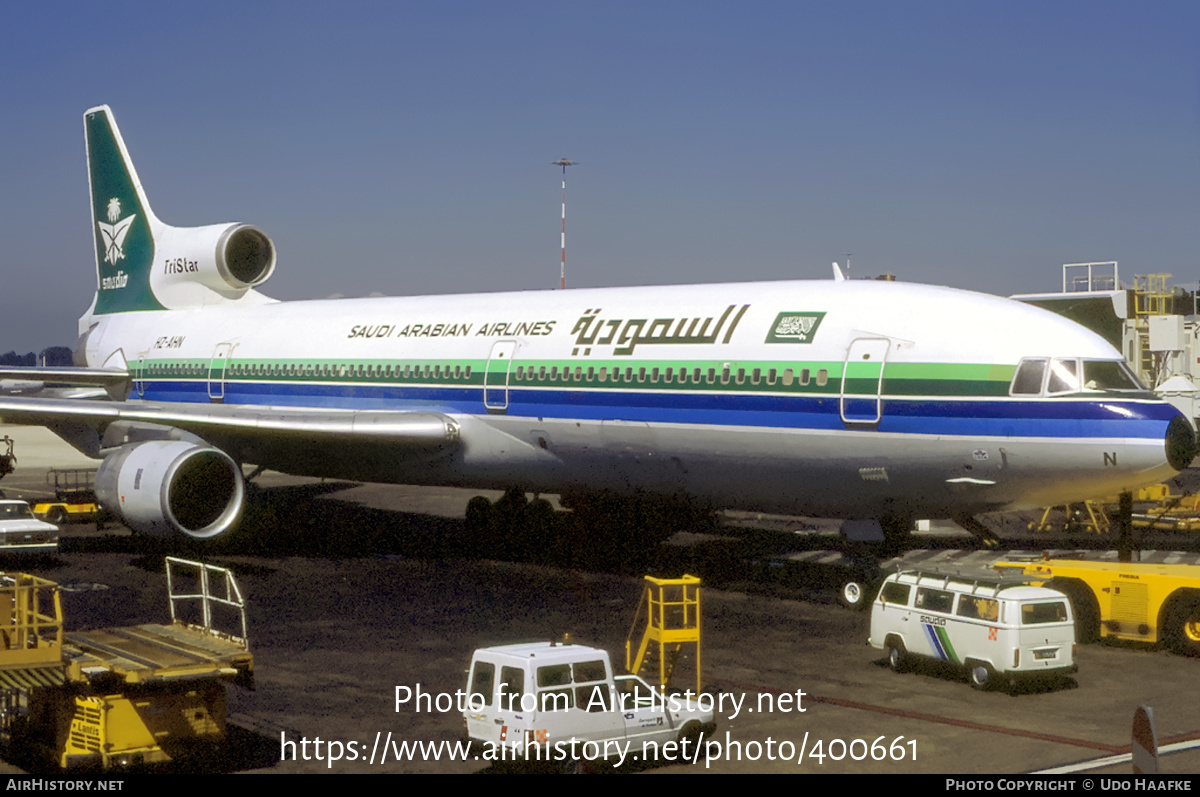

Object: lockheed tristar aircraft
[0,105,1192,542]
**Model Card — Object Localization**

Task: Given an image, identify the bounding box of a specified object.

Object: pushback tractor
[995,554,1200,655]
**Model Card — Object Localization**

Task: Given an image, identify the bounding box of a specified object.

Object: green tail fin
[85,105,165,314]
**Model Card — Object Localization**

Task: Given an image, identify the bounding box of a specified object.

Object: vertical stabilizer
[85,105,165,314]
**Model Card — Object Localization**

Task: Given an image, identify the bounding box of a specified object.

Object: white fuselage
[77,278,1185,520]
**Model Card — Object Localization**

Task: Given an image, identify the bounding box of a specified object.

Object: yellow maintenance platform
[625,574,702,694]
[0,558,252,770]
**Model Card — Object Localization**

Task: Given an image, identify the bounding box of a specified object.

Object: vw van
[868,568,1076,689]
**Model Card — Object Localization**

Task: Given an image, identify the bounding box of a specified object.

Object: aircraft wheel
[840,580,870,611]
[968,661,995,691]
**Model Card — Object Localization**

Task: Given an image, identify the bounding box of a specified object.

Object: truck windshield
[0,504,33,519]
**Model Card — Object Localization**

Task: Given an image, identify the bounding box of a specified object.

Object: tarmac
[2,424,1200,777]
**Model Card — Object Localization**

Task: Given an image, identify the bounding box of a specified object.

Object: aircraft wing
[0,366,130,386]
[0,395,461,459]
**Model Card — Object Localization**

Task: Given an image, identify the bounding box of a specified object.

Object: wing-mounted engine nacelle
[95,440,245,539]
[155,222,276,293]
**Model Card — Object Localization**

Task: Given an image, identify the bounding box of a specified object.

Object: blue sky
[1,1,1197,353]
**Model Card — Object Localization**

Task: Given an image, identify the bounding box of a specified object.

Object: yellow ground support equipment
[995,555,1200,655]
[1028,502,1111,534]
[1,557,252,770]
[625,574,702,694]
[32,468,101,525]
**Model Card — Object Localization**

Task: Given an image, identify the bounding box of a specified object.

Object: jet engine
[95,440,245,539]
[156,222,276,293]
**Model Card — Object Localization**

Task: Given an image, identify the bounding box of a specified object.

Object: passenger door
[484,340,518,413]
[840,337,889,426]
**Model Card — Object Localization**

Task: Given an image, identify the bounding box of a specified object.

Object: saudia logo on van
[570,304,750,356]
[765,312,825,344]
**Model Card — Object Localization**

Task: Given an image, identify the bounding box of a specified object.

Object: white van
[868,568,1076,689]
[462,642,714,767]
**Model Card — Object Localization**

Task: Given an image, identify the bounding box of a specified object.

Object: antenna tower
[553,158,578,289]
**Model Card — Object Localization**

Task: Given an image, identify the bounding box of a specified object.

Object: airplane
[0,104,1192,543]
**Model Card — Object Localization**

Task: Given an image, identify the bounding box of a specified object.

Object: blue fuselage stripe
[138,380,1177,441]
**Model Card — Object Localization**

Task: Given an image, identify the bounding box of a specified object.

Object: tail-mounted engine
[95,440,245,538]
[155,222,276,294]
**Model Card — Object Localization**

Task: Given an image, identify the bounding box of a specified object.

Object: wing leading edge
[0,395,460,459]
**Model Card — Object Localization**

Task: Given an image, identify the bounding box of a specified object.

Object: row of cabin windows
[513,364,829,388]
[148,360,832,389]
[156,362,477,381]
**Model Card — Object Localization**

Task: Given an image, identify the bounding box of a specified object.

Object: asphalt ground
[1,424,1200,777]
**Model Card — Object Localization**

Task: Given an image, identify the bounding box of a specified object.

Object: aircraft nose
[1165,415,1197,471]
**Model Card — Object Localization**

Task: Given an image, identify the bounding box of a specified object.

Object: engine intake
[217,224,275,288]
[95,441,245,538]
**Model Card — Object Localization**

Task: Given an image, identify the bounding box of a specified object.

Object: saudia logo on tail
[98,198,136,266]
[87,110,164,313]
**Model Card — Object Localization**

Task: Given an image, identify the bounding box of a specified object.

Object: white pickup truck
[0,499,59,554]
[462,641,715,769]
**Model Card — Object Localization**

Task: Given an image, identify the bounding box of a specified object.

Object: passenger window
[782,368,794,386]
[957,596,999,621]
[816,369,828,387]
[470,662,495,706]
[537,664,571,687]
[578,684,609,712]
[1011,358,1047,395]
[879,582,911,605]
[539,689,573,711]
[915,587,953,614]
[573,660,608,682]
[500,666,523,702]
[1022,602,1068,625]
[615,678,658,710]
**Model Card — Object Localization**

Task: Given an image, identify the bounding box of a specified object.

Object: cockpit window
[1082,360,1146,392]
[1011,359,1047,395]
[1012,357,1148,397]
[1046,359,1079,394]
